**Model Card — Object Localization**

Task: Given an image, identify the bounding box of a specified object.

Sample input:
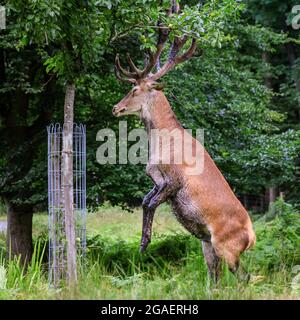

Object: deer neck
[140,92,183,133]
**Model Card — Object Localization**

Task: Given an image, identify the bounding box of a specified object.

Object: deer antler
[149,37,197,81]
[114,54,137,84]
[114,1,196,84]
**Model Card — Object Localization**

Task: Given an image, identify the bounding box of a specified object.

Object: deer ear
[149,82,165,91]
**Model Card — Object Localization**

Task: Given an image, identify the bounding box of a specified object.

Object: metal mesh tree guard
[47,123,86,286]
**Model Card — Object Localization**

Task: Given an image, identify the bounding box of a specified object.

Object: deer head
[112,3,197,118]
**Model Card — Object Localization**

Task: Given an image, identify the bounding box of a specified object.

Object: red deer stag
[112,6,256,281]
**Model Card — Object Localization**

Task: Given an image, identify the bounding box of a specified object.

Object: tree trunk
[269,187,278,204]
[260,196,264,212]
[243,194,249,210]
[6,203,33,265]
[262,52,279,208]
[262,52,272,89]
[285,43,300,120]
[62,82,77,285]
[267,186,278,219]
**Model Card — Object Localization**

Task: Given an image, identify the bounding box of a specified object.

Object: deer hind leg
[215,234,251,282]
[225,255,250,282]
[226,255,251,282]
[202,240,221,282]
[202,243,250,283]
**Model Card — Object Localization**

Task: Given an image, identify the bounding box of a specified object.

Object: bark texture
[62,83,77,285]
[6,203,33,265]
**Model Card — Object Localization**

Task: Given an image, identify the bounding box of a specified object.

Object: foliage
[0,0,299,207]
[83,200,300,276]
[0,0,299,209]
[0,204,300,299]
[246,198,300,272]
[164,49,299,193]
[0,0,299,299]
[86,233,197,274]
[244,0,300,202]
[0,240,46,297]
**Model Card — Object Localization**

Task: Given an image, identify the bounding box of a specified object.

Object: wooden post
[62,83,77,285]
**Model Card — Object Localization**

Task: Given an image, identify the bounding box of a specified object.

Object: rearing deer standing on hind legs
[112,4,256,281]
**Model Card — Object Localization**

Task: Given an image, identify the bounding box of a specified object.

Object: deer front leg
[140,204,155,252]
[140,186,157,252]
[142,186,157,208]
[140,165,168,252]
[147,179,170,210]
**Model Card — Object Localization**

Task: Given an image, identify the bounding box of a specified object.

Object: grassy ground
[0,203,299,300]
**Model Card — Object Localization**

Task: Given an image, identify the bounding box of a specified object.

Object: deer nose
[112,105,118,115]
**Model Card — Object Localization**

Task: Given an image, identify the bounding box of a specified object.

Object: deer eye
[132,88,138,96]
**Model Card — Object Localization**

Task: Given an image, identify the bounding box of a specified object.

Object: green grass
[0,203,299,300]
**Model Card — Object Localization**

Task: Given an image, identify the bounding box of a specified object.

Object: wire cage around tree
[47,123,87,287]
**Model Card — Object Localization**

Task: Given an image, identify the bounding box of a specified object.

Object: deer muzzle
[112,105,127,117]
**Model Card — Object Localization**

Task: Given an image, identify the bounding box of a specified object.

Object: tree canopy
[0,0,299,212]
